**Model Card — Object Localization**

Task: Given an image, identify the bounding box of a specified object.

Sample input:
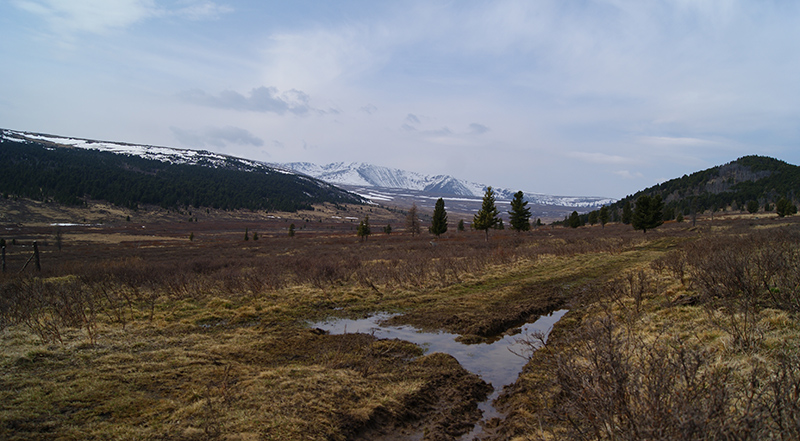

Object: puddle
[313,309,568,439]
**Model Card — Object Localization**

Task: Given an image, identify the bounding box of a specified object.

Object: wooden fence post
[33,241,41,272]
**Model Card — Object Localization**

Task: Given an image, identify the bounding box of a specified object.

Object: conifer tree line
[0,138,362,212]
[603,155,800,222]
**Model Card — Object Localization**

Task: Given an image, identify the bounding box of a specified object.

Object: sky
[2,0,800,199]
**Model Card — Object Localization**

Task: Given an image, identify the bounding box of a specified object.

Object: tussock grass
[494,221,800,441]
[2,216,800,439]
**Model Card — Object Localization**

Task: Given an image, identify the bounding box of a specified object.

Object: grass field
[2,200,799,440]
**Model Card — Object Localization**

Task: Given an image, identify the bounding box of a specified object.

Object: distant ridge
[0,129,364,211]
[281,162,615,209]
[607,155,800,219]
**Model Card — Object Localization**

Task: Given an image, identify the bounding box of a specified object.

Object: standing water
[313,309,568,439]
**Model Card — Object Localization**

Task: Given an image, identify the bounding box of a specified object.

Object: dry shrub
[525,313,800,441]
[0,276,98,344]
[683,227,800,350]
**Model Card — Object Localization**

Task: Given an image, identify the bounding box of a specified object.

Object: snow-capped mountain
[281,162,615,209]
[1,129,613,210]
[1,129,277,173]
[0,129,366,208]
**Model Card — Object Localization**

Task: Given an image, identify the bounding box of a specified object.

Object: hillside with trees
[0,136,363,212]
[611,155,799,220]
[571,155,800,227]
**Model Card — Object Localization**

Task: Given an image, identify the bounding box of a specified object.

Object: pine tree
[383,224,392,235]
[568,211,581,228]
[776,197,797,217]
[632,195,664,233]
[357,215,371,241]
[457,219,465,232]
[508,191,531,232]
[588,210,598,226]
[406,203,421,236]
[599,205,609,228]
[288,223,295,237]
[622,200,633,224]
[429,198,448,237]
[473,187,500,241]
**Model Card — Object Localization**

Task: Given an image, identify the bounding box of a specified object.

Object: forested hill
[609,155,800,219]
[0,130,364,212]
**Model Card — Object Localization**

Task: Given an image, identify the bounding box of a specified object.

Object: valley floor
[2,206,799,440]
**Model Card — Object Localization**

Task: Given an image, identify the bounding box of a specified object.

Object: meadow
[1,205,799,440]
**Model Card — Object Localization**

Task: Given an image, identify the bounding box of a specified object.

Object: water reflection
[313,309,568,437]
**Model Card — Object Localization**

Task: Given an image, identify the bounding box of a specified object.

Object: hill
[0,129,364,212]
[605,155,800,220]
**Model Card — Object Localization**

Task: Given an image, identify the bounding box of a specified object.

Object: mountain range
[0,129,363,212]
[0,129,613,213]
[279,162,615,208]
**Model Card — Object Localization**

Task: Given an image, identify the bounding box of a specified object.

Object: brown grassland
[1,199,799,440]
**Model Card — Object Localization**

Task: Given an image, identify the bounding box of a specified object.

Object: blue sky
[2,0,799,199]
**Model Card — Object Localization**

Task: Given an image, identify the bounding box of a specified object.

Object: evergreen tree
[406,203,421,236]
[676,212,684,223]
[508,190,531,232]
[357,215,371,241]
[457,219,465,232]
[588,210,598,226]
[747,200,760,214]
[599,205,609,228]
[244,228,250,241]
[429,198,448,237]
[776,197,797,217]
[288,223,296,237]
[473,186,501,241]
[568,211,581,228]
[632,195,664,233]
[383,224,392,235]
[622,200,633,224]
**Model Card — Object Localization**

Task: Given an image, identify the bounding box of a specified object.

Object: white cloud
[177,87,312,115]
[171,126,263,149]
[12,0,230,36]
[613,170,644,180]
[567,152,637,165]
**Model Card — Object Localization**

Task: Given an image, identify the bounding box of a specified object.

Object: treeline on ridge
[0,138,363,212]
[572,155,800,226]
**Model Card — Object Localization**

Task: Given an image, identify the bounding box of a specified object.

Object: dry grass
[2,213,799,440]
[494,222,800,441]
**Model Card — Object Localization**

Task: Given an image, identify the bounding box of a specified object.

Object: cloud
[468,123,489,135]
[11,0,230,35]
[360,104,378,114]
[405,113,421,124]
[638,136,719,147]
[613,170,644,180]
[171,126,264,149]
[177,87,312,115]
[568,152,637,165]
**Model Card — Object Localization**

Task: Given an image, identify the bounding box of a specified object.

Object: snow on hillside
[282,162,615,208]
[1,129,614,209]
[1,129,291,174]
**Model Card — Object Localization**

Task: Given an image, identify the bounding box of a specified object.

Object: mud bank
[315,310,567,440]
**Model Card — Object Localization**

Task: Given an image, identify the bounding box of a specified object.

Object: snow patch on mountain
[282,162,615,208]
[1,129,294,175]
